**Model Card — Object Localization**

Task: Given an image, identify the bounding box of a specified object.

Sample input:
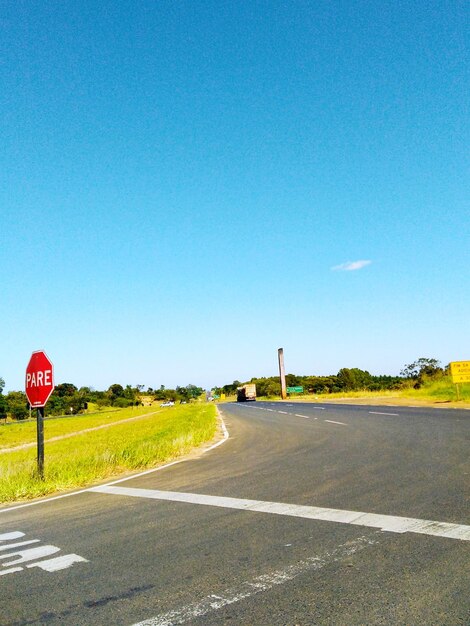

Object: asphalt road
[1,401,469,625]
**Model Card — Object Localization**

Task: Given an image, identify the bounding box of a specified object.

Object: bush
[10,403,29,420]
[114,397,133,408]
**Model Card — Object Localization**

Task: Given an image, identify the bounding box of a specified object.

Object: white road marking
[266,409,275,412]
[27,553,88,572]
[203,412,229,452]
[130,535,376,626]
[295,414,310,419]
[0,539,40,551]
[0,532,25,541]
[324,420,347,426]
[0,531,88,576]
[369,411,399,416]
[312,407,325,410]
[0,567,23,576]
[90,485,470,542]
[278,411,288,414]
[0,545,60,566]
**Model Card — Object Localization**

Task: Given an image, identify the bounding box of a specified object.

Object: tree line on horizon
[211,358,446,398]
[0,380,204,421]
[0,358,445,421]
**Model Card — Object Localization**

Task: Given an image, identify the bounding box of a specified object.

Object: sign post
[25,351,55,479]
[278,348,287,400]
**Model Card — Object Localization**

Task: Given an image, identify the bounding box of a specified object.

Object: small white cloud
[331,260,372,271]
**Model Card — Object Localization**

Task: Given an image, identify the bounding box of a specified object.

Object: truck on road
[236,384,256,402]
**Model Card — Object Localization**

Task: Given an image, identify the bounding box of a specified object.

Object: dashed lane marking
[90,485,470,542]
[295,414,310,419]
[369,411,399,416]
[324,420,348,426]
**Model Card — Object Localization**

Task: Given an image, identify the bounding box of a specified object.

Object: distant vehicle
[236,384,256,402]
[160,401,175,407]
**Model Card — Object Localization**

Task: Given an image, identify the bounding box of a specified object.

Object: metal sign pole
[36,407,45,479]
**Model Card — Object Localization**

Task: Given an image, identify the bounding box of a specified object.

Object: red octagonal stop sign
[25,350,55,408]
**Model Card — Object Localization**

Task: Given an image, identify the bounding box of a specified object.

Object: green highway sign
[287,386,304,393]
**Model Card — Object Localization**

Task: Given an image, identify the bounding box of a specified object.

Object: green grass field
[0,403,217,504]
[0,405,160,449]
[401,377,470,402]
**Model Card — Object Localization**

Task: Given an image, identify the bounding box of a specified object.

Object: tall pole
[36,407,45,479]
[278,348,287,400]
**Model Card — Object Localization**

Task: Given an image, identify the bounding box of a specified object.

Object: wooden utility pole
[278,348,287,400]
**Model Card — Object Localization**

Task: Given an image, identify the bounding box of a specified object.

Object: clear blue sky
[1,1,469,392]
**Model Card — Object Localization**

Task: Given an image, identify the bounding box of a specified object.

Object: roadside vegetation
[213,358,469,405]
[0,403,217,503]
[400,376,470,403]
[0,378,204,422]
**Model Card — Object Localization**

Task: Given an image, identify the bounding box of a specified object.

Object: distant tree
[0,395,6,420]
[400,358,442,380]
[285,374,301,387]
[0,377,5,420]
[337,368,373,391]
[5,391,29,420]
[304,376,338,394]
[113,397,133,408]
[337,368,355,390]
[264,380,281,397]
[54,383,78,397]
[176,385,203,402]
[222,380,241,395]
[249,377,281,397]
[153,385,167,400]
[163,389,179,402]
[107,384,125,404]
[186,384,203,399]
[46,394,66,415]
[123,385,136,400]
